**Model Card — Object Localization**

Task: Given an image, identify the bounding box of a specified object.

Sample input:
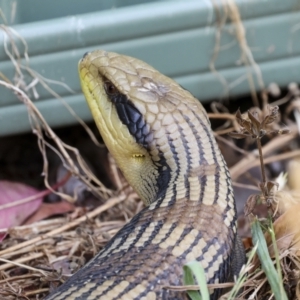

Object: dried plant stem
[232,182,259,191]
[226,0,265,107]
[215,134,249,156]
[0,258,48,276]
[0,239,78,271]
[214,127,235,135]
[256,138,267,184]
[0,218,66,234]
[207,113,236,120]
[263,149,300,165]
[1,238,67,259]
[0,274,37,284]
[25,288,49,296]
[163,281,235,292]
[0,253,46,272]
[209,0,230,97]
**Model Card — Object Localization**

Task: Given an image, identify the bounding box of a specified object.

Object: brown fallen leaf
[0,181,42,241]
[272,190,300,216]
[288,156,300,192]
[24,201,75,225]
[266,202,300,256]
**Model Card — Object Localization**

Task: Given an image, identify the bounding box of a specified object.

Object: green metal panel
[0,0,300,136]
[0,0,160,25]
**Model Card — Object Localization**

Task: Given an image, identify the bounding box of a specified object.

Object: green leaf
[251,218,288,300]
[183,261,210,300]
[227,243,257,299]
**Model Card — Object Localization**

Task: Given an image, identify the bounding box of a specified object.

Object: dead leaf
[0,181,42,239]
[288,157,300,192]
[266,203,300,256]
[24,201,75,225]
[244,194,260,216]
[273,190,300,215]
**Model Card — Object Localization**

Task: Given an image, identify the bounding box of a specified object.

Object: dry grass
[0,193,143,299]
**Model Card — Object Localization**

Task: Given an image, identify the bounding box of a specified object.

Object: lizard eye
[104,79,119,96]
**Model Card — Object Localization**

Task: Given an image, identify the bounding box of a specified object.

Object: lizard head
[79,50,206,205]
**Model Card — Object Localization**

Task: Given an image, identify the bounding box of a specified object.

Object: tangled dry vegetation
[1,2,300,299]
